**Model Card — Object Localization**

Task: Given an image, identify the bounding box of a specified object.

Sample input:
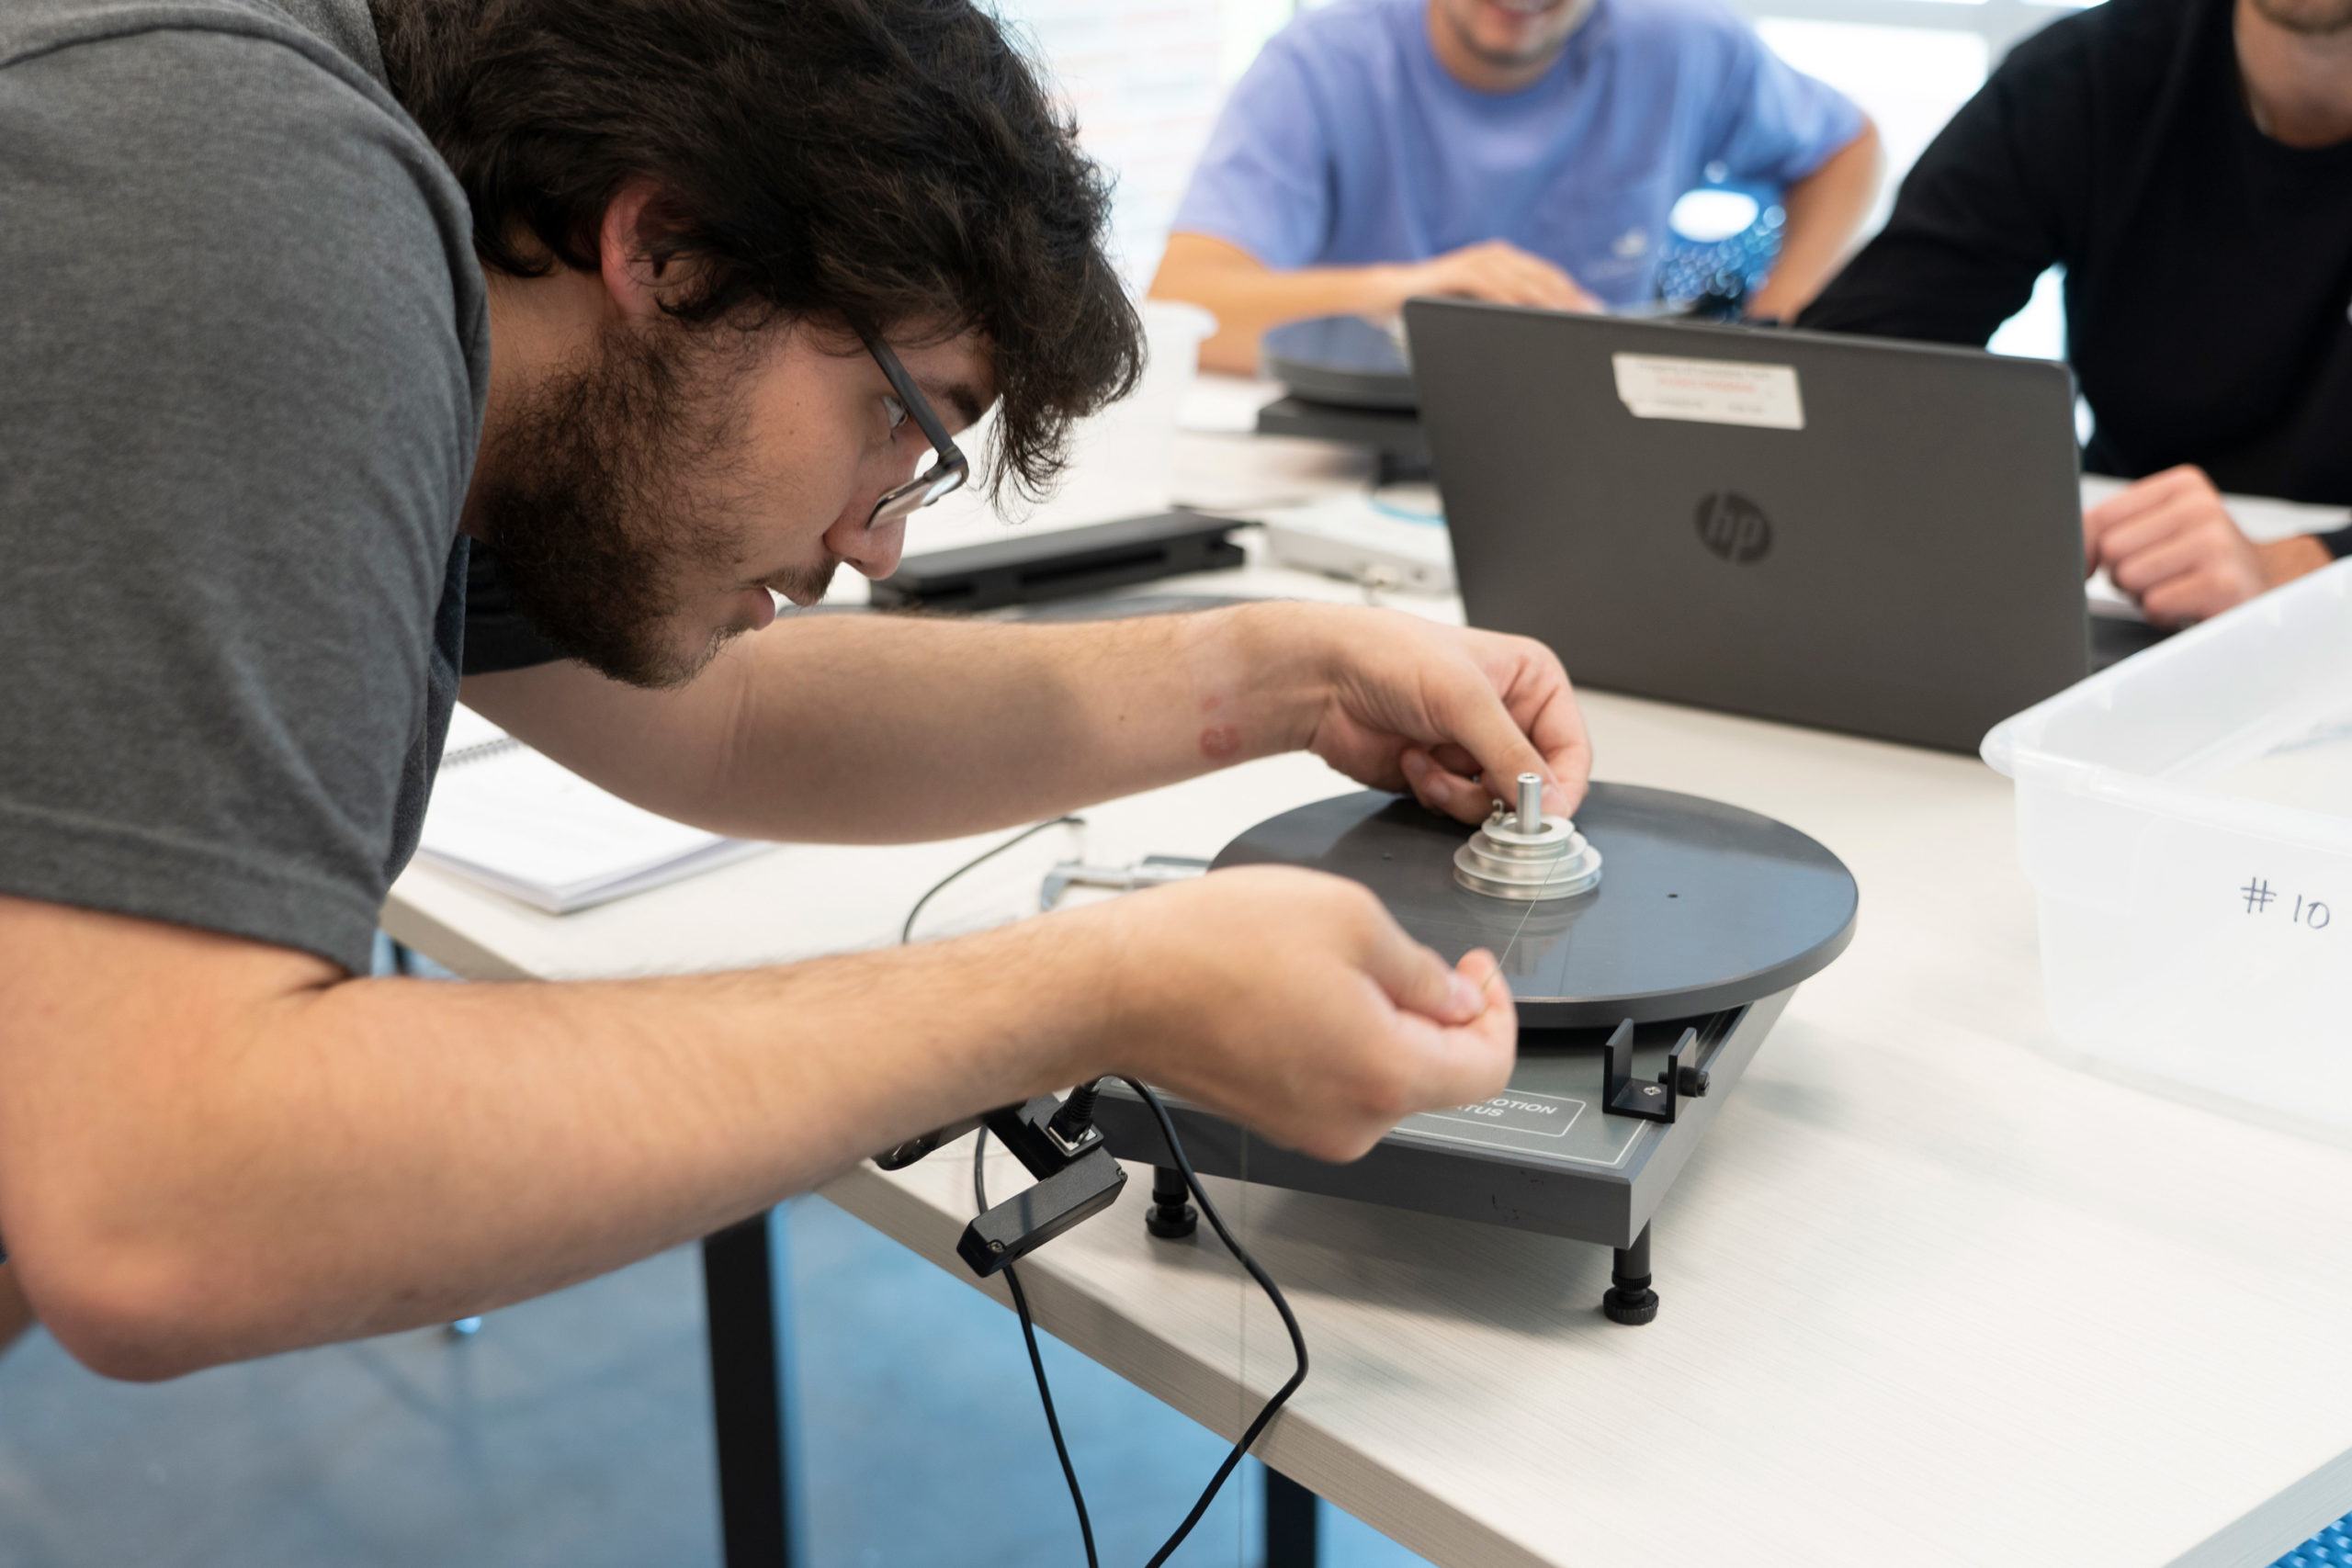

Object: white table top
[384,416,2352,1568]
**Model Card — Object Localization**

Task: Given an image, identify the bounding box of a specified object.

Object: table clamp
[871,1088,1126,1279]
[1040,853,1210,911]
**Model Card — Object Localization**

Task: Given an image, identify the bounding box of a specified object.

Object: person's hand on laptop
[1388,239,1600,316]
[1150,233,1597,376]
[2084,465,2333,626]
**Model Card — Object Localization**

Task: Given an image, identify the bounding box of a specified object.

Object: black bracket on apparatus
[1602,1019,1709,1123]
[870,1089,1127,1280]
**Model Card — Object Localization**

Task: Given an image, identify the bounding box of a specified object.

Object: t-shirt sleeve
[1167,37,1335,269]
[1701,20,1865,188]
[1798,26,2086,344]
[0,23,482,972]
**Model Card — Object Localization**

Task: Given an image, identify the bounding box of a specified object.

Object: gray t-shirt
[0,0,490,974]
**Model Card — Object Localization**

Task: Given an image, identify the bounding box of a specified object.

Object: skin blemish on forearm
[1200,723,1243,761]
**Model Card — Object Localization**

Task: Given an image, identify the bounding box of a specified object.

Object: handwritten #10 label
[2240,876,2332,930]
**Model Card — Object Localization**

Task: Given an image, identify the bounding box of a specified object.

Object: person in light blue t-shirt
[1154,0,1881,373]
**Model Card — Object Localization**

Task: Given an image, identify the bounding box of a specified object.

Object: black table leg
[1264,1465,1320,1567]
[704,1212,797,1567]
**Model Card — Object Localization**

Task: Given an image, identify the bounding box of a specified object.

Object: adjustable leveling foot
[1602,1221,1658,1325]
[1146,1164,1197,1239]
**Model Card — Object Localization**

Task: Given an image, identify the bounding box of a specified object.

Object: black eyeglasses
[861,333,969,532]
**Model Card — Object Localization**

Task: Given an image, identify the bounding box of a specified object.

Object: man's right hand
[1083,863,1517,1163]
[1386,239,1600,315]
[2085,465,2335,626]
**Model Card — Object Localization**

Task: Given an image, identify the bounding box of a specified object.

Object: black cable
[975,1098,1309,1568]
[975,1131,1102,1568]
[913,821,1311,1565]
[1117,1077,1309,1568]
[910,818,1097,1564]
[900,816,1084,945]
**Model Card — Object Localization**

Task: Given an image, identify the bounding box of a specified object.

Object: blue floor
[787,1196,1430,1567]
[2281,1517,2352,1568]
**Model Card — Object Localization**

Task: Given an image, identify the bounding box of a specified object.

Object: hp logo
[1694,491,1772,563]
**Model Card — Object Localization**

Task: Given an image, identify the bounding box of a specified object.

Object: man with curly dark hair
[0,0,1590,1377]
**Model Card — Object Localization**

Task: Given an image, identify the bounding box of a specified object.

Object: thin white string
[1235,1126,1249,1564]
[1490,799,1570,980]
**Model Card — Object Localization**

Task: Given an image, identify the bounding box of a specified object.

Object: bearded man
[1801,0,2352,626]
[1150,0,1883,373]
[0,0,1593,1377]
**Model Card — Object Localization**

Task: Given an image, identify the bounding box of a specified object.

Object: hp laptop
[1405,300,2143,753]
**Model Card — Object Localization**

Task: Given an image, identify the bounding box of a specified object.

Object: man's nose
[835,513,907,581]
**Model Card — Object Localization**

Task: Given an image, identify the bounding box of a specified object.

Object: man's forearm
[713,604,1332,838]
[6,831,1527,1379]
[1748,121,1883,321]
[473,601,1337,844]
[1151,231,1407,375]
[1,901,1114,1379]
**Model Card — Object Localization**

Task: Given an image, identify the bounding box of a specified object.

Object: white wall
[991,1,1227,287]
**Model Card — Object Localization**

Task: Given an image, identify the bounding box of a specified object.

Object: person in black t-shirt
[1799,0,2352,627]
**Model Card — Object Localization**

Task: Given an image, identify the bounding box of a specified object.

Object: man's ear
[595,179,696,321]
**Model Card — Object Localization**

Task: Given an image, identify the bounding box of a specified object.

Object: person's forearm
[1151,232,1408,375]
[3,905,1115,1379]
[477,602,1339,844]
[1747,121,1883,321]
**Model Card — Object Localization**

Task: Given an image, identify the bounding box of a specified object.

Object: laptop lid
[1405,300,2089,753]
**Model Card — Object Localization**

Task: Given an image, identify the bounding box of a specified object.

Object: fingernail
[1449,972,1484,1017]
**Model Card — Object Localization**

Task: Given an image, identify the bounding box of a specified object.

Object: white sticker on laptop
[1611,354,1804,431]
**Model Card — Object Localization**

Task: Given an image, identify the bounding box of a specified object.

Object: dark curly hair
[373,0,1142,501]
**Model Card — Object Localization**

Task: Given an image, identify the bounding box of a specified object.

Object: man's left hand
[2086,466,2332,626]
[1286,606,1591,823]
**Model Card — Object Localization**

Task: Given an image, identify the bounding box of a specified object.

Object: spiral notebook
[417,707,767,913]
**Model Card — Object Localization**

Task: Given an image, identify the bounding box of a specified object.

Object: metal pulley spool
[1452,773,1603,901]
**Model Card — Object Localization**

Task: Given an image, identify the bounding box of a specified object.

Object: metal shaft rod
[1517,772,1543,833]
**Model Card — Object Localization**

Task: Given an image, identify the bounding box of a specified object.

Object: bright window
[1750,18,1989,228]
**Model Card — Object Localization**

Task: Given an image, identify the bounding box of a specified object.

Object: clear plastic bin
[1982,561,2352,1129]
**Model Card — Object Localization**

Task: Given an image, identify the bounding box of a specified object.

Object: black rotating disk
[1214,784,1858,1026]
